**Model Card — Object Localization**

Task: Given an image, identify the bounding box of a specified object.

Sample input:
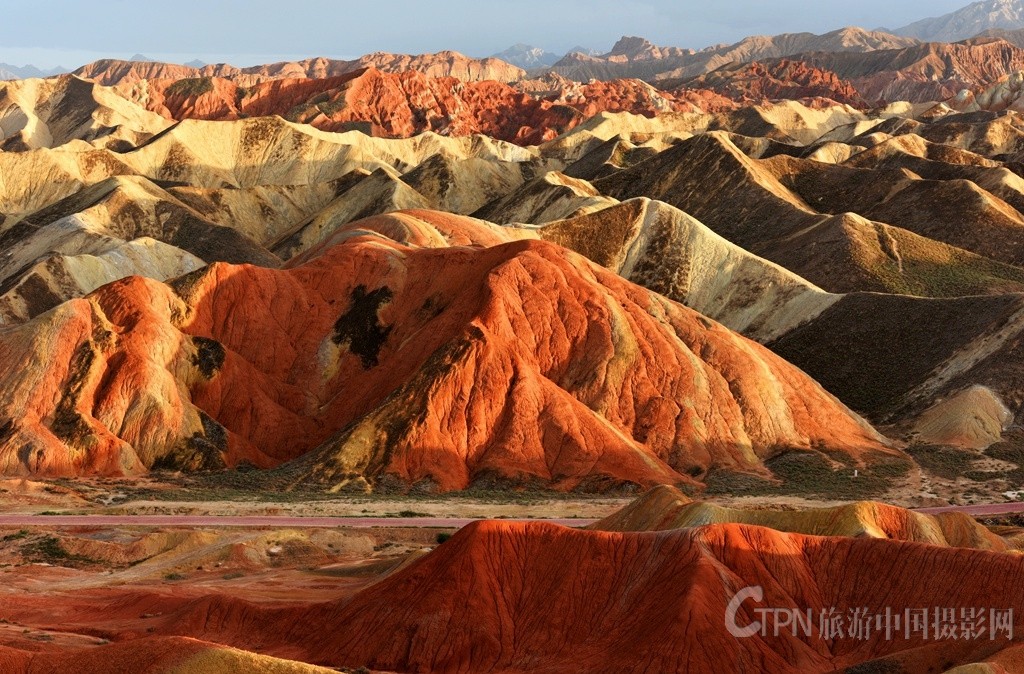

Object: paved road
[0,514,599,529]
[0,502,1022,529]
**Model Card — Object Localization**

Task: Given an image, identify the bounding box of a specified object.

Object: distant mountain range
[11,1,1024,86]
[491,44,561,69]
[0,63,66,81]
[893,0,1024,42]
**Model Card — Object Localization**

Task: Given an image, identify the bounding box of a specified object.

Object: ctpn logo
[725,586,1014,642]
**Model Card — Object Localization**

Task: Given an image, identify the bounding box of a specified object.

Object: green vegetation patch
[166,77,214,98]
[905,444,979,481]
[20,535,94,566]
[706,450,910,500]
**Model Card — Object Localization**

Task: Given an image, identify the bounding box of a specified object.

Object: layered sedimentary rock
[259,520,1024,673]
[118,69,710,144]
[592,485,1014,550]
[74,51,525,87]
[0,210,890,487]
[789,38,1024,103]
[673,59,867,108]
[549,29,917,82]
[0,75,169,150]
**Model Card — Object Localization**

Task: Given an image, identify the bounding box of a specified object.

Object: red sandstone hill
[673,59,868,108]
[119,68,706,144]
[278,521,1024,672]
[0,210,891,489]
[6,517,1024,672]
[65,520,1016,673]
[787,37,1024,103]
[74,51,525,87]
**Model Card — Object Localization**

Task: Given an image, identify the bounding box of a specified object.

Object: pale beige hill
[474,172,617,225]
[402,151,554,215]
[270,169,431,258]
[756,211,1024,296]
[17,176,279,266]
[0,146,135,216]
[593,130,820,250]
[813,117,899,144]
[0,235,203,324]
[121,117,541,189]
[912,385,1014,450]
[763,152,1024,269]
[805,141,864,163]
[712,100,867,145]
[950,70,1024,114]
[0,75,170,150]
[562,135,662,180]
[590,485,1010,551]
[581,129,1024,298]
[538,199,839,341]
[845,132,1001,167]
[165,178,359,247]
[539,110,701,162]
[718,132,803,160]
[917,110,1024,156]
[0,117,542,229]
[840,134,1024,214]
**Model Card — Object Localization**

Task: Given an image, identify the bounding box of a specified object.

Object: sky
[0,0,975,69]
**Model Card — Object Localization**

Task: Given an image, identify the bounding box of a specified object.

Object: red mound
[129,521,1024,673]
[0,210,889,488]
[122,68,710,144]
[2,520,1020,672]
[792,39,1024,104]
[75,52,525,87]
[288,521,1024,673]
[677,59,867,108]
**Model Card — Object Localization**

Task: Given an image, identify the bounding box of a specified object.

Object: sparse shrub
[1,530,28,542]
[166,77,214,98]
[20,535,93,565]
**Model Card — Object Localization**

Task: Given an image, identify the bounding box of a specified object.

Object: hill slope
[0,210,892,488]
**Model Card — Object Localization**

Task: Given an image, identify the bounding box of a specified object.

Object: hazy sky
[0,0,973,68]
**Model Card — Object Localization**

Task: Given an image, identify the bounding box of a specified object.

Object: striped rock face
[238,520,1024,673]
[0,210,890,489]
